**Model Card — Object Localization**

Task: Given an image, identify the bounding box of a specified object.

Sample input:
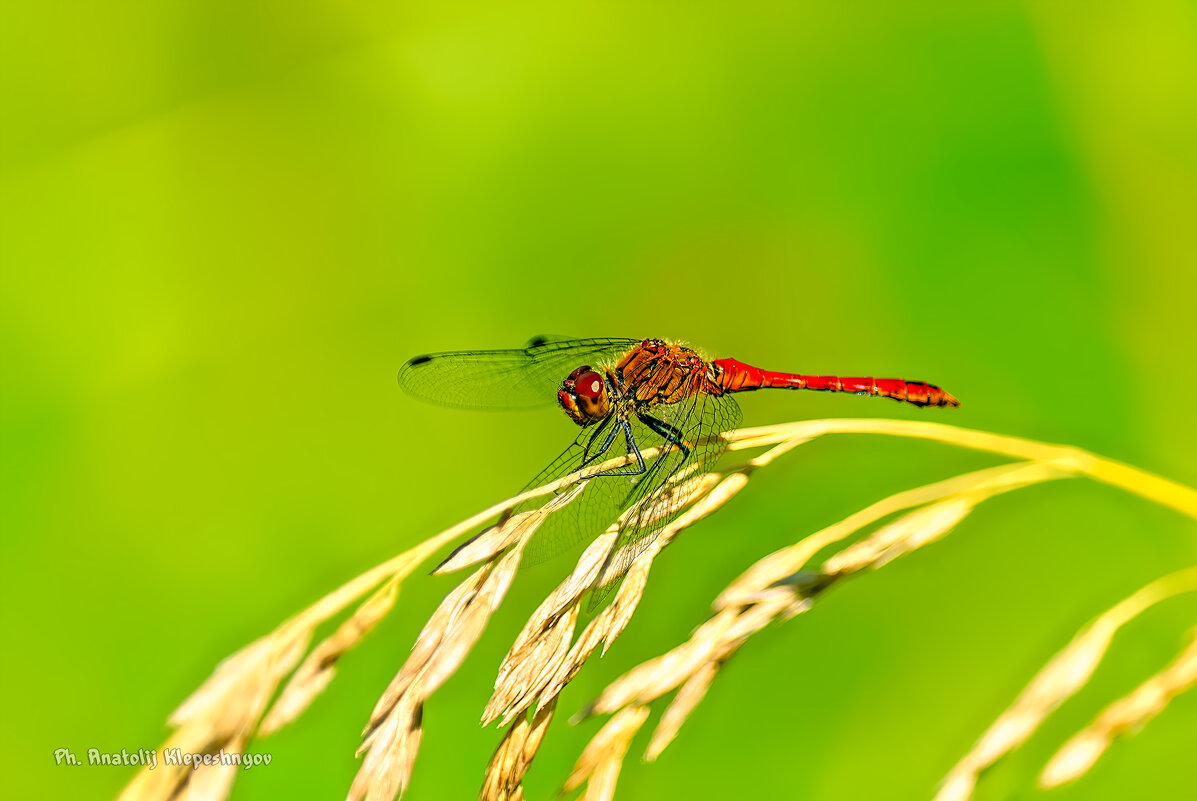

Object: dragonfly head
[559,366,610,426]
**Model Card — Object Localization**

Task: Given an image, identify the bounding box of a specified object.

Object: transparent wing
[508,392,740,569]
[517,432,629,566]
[589,391,743,607]
[435,418,650,571]
[435,390,741,600]
[397,335,642,410]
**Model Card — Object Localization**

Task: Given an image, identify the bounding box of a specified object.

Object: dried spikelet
[631,473,713,529]
[1039,627,1197,788]
[120,628,310,801]
[720,588,794,645]
[539,611,614,705]
[366,564,490,732]
[644,660,720,761]
[349,690,424,801]
[524,525,685,719]
[261,578,400,736]
[693,471,750,514]
[582,610,739,719]
[935,566,1197,801]
[501,471,746,724]
[423,548,523,694]
[822,496,977,577]
[178,726,253,801]
[484,532,620,727]
[435,512,535,575]
[513,533,617,654]
[597,547,657,655]
[353,550,523,800]
[437,484,587,575]
[117,726,241,801]
[534,537,674,711]
[518,475,727,707]
[934,622,1120,800]
[169,628,309,729]
[562,705,650,801]
[480,698,557,801]
[934,771,977,801]
[492,606,579,727]
[614,589,795,761]
[717,461,1062,610]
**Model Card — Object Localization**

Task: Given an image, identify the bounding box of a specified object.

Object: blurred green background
[3,2,1196,800]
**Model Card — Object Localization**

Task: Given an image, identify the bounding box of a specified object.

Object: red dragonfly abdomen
[711,358,960,408]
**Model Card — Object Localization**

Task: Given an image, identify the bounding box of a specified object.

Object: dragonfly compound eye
[573,370,605,400]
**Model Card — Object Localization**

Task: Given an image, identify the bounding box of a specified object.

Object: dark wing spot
[407,354,433,366]
[526,336,549,348]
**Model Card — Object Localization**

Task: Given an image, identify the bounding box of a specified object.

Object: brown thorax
[557,339,723,427]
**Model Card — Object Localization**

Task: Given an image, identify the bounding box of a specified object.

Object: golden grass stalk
[1039,626,1197,788]
[725,419,1197,518]
[935,565,1197,801]
[120,419,1197,801]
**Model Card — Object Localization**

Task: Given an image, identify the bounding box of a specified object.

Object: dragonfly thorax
[558,365,612,426]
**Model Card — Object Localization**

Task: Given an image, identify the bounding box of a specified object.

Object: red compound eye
[573,370,604,400]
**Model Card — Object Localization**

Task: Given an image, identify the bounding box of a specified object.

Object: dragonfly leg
[591,418,647,478]
[579,414,617,468]
[636,413,691,461]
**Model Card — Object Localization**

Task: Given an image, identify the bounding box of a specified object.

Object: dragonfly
[398,336,959,597]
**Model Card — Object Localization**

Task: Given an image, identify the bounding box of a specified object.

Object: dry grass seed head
[532,544,668,702]
[563,705,650,800]
[504,473,740,724]
[355,550,522,799]
[438,484,588,575]
[935,566,1197,801]
[822,497,977,577]
[363,564,489,733]
[1039,627,1197,788]
[485,539,615,722]
[349,691,423,801]
[644,660,720,761]
[261,578,400,736]
[119,629,311,801]
[489,605,580,727]
[421,548,523,695]
[480,698,557,801]
[539,611,613,704]
[716,461,1064,610]
[583,610,739,718]
[123,420,1197,801]
[577,463,1071,776]
[514,532,617,652]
